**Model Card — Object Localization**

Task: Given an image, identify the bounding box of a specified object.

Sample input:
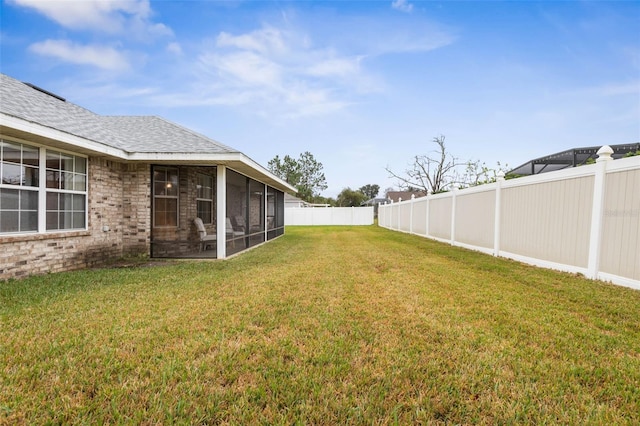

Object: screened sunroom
[150,165,286,260]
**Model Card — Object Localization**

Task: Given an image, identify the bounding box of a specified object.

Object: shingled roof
[0,73,237,155]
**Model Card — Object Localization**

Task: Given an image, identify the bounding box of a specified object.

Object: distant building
[361,198,391,218]
[385,191,427,203]
[285,193,308,208]
[284,193,330,208]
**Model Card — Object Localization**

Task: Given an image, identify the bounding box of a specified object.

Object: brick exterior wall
[0,157,151,280]
[122,163,151,254]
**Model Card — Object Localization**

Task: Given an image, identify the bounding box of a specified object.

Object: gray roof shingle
[0,73,238,155]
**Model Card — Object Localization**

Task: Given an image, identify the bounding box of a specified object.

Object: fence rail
[286,206,374,226]
[379,147,640,290]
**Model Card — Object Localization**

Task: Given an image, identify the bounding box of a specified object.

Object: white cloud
[185,25,367,117]
[201,51,282,88]
[216,26,289,56]
[166,14,453,119]
[391,0,413,13]
[167,42,183,55]
[8,0,172,38]
[306,57,362,77]
[29,39,130,71]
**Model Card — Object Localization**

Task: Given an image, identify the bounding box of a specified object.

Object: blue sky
[1,0,639,197]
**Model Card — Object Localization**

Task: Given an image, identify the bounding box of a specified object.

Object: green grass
[2,226,639,425]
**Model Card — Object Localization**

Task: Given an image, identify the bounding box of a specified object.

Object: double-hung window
[0,139,87,234]
[153,167,179,227]
[196,173,214,224]
[45,150,87,230]
[0,140,39,232]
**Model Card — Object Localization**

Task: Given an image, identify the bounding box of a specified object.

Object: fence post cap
[411,194,416,200]
[398,197,402,202]
[497,171,505,181]
[596,145,614,162]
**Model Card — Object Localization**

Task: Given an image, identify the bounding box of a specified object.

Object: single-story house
[284,193,309,208]
[361,197,391,218]
[284,193,330,208]
[0,73,296,280]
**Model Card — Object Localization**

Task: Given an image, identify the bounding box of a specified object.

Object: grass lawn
[2,226,639,424]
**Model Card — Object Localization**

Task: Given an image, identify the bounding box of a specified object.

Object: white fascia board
[0,113,127,159]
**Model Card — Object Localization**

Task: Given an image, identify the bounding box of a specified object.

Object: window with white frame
[196,173,214,224]
[153,167,179,227]
[45,150,87,230]
[0,139,87,234]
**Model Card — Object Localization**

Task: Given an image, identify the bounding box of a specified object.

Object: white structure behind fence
[286,206,374,226]
[379,146,640,290]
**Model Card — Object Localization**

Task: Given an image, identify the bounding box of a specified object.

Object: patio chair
[193,217,217,251]
[226,217,245,247]
[232,215,246,233]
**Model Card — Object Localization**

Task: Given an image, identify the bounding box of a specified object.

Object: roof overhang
[1,113,297,194]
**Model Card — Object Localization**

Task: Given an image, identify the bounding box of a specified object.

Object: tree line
[267,151,380,207]
[268,136,512,207]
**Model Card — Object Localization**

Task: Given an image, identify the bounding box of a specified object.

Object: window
[0,139,87,234]
[196,173,214,224]
[45,150,87,231]
[153,167,178,227]
[45,150,86,191]
[1,141,39,233]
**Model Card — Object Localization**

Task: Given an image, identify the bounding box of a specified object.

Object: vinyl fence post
[450,188,457,246]
[587,145,613,280]
[397,198,402,230]
[493,171,505,257]
[425,191,431,238]
[410,194,415,234]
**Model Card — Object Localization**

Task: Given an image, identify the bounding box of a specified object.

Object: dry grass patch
[2,225,639,424]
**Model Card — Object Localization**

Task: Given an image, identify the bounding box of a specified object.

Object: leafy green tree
[268,151,328,202]
[336,187,368,207]
[311,195,336,206]
[358,184,380,199]
[267,154,301,187]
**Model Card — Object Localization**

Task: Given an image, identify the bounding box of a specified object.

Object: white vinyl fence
[286,206,374,226]
[379,146,640,290]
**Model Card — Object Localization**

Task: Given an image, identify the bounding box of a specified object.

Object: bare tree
[386,135,462,194]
